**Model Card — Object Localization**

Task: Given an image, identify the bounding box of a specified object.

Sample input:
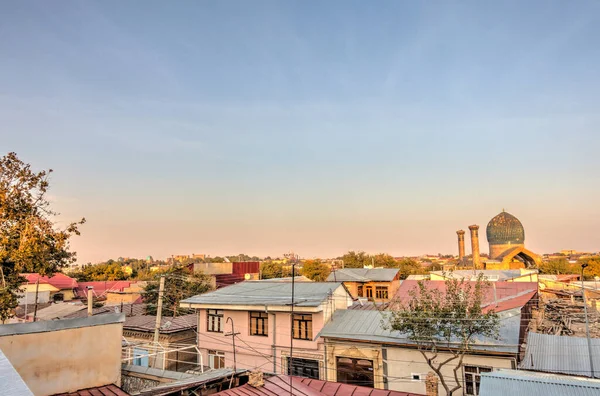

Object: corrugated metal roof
[0,348,33,396]
[479,369,600,396]
[52,384,130,396]
[213,375,423,396]
[136,368,241,396]
[429,269,537,281]
[326,268,400,282]
[318,309,521,354]
[181,281,345,307]
[520,332,600,377]
[22,273,78,290]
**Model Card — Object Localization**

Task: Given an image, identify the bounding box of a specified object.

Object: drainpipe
[272,312,277,374]
[324,342,328,381]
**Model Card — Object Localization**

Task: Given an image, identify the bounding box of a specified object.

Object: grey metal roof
[136,368,244,396]
[181,281,345,307]
[325,268,399,282]
[0,349,33,396]
[122,364,196,380]
[0,313,125,336]
[318,309,521,354]
[520,332,600,377]
[479,369,600,396]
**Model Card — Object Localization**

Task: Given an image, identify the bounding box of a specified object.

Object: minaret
[469,225,481,269]
[456,230,466,263]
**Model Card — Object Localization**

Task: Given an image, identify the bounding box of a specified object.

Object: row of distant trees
[539,257,600,279]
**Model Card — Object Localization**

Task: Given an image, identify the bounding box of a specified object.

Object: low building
[319,308,523,394]
[0,313,126,395]
[479,369,600,396]
[17,282,60,305]
[65,303,198,372]
[325,268,401,301]
[22,273,79,301]
[180,281,353,378]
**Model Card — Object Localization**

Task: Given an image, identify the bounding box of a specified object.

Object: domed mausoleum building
[456,210,541,270]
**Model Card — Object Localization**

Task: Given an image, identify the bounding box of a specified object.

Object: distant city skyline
[1,1,599,264]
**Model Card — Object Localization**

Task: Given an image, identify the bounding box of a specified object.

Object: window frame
[463,365,492,395]
[375,286,388,299]
[287,357,320,379]
[357,284,364,297]
[207,309,224,333]
[292,313,313,340]
[249,311,269,337]
[365,286,373,299]
[208,350,225,369]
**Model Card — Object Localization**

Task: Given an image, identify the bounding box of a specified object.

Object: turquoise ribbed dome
[486,211,525,245]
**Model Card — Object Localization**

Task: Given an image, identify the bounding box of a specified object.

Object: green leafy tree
[143,266,213,317]
[260,261,283,279]
[301,259,331,281]
[372,253,397,268]
[71,262,128,282]
[386,276,500,395]
[0,152,84,322]
[538,258,576,275]
[578,257,600,280]
[340,251,370,268]
[396,258,423,279]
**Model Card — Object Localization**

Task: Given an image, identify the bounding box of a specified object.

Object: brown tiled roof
[52,384,129,396]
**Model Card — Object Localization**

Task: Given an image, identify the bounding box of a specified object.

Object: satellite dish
[244,273,251,280]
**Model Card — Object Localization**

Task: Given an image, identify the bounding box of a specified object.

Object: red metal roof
[394,281,537,313]
[213,375,423,396]
[22,273,78,290]
[52,384,129,396]
[74,281,133,299]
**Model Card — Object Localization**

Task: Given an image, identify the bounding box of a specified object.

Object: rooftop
[181,281,345,308]
[520,332,600,378]
[52,384,129,396]
[429,269,537,281]
[318,309,521,354]
[213,375,423,396]
[65,303,196,334]
[479,369,600,396]
[326,268,400,282]
[22,273,78,290]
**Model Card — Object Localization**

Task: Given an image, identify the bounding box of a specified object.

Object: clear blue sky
[1,1,599,263]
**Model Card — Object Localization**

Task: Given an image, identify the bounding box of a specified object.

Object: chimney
[426,372,438,396]
[248,370,264,388]
[456,230,466,263]
[469,225,481,269]
[87,287,94,316]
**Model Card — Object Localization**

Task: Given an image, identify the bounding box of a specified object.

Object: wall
[18,290,51,305]
[324,341,515,394]
[341,280,399,302]
[0,314,124,396]
[122,329,198,372]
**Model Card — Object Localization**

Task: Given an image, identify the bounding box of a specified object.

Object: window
[207,309,223,333]
[132,347,149,367]
[464,365,492,395]
[287,357,320,379]
[357,285,364,297]
[365,286,373,299]
[336,357,374,388]
[208,350,225,369]
[249,311,268,336]
[375,286,388,299]
[411,373,423,381]
[292,314,313,340]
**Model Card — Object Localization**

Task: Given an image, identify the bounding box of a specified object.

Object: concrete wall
[193,262,233,275]
[0,314,124,396]
[324,341,515,394]
[18,290,51,305]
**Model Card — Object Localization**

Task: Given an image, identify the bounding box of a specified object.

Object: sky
[1,1,599,263]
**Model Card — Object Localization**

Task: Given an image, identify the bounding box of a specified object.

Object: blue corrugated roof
[181,281,345,307]
[318,308,521,354]
[479,369,600,396]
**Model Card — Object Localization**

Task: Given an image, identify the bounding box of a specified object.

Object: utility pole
[32,277,40,322]
[87,287,94,316]
[289,260,296,395]
[153,275,165,344]
[581,264,596,378]
[225,317,240,387]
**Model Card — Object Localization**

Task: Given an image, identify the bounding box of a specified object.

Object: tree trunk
[32,278,40,322]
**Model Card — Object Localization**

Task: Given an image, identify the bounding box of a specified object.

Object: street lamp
[581,264,596,378]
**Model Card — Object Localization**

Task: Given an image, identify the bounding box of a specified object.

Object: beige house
[326,268,401,302]
[319,309,523,395]
[0,313,126,395]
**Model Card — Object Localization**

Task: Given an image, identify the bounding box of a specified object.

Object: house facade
[180,281,353,378]
[319,309,522,395]
[325,268,401,302]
